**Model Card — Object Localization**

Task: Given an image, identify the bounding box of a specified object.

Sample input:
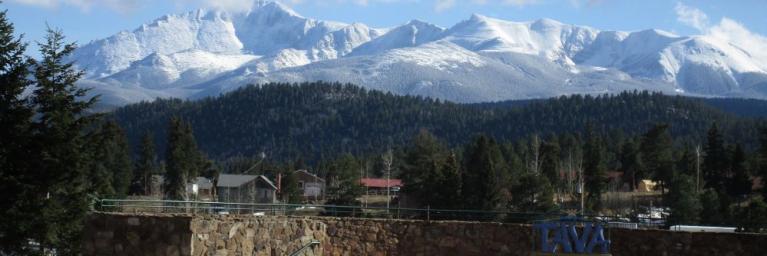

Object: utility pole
[579,165,584,216]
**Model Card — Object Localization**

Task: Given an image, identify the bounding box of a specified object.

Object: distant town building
[217,174,278,204]
[360,178,402,195]
[149,175,216,200]
[294,170,325,199]
[637,179,657,192]
[188,177,215,201]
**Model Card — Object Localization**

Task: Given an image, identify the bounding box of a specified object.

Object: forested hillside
[112,82,765,162]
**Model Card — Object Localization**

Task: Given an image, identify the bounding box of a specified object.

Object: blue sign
[533,218,611,255]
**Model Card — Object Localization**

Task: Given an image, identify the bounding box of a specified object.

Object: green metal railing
[95,198,664,227]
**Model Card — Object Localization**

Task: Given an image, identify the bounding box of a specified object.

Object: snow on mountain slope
[70,1,767,108]
[71,9,243,78]
[350,20,445,56]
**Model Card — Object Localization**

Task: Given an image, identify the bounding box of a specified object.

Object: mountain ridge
[71,1,767,108]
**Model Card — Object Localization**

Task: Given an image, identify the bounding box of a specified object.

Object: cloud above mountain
[675,2,709,32]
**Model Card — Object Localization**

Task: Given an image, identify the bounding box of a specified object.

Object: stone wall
[82,213,194,256]
[83,213,767,256]
[189,215,328,256]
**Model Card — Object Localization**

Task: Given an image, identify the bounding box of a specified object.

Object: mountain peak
[469,13,489,22]
[251,1,302,18]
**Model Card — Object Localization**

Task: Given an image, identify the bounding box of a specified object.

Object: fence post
[427,205,430,222]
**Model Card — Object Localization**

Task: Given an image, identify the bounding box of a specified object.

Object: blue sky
[3,0,767,56]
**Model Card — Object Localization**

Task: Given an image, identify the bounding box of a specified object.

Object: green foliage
[510,173,556,212]
[704,123,729,191]
[462,135,509,211]
[619,139,643,190]
[667,174,701,226]
[326,154,364,205]
[279,168,302,204]
[400,130,449,208]
[87,120,133,198]
[165,117,206,200]
[540,138,561,187]
[736,197,767,233]
[130,132,157,195]
[0,7,35,254]
[112,84,766,164]
[699,188,724,225]
[29,27,98,255]
[583,128,607,212]
[640,124,675,193]
[727,144,752,199]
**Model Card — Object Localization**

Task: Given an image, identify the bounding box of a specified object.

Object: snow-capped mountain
[71,1,767,107]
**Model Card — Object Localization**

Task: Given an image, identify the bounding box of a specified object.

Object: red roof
[360,178,402,188]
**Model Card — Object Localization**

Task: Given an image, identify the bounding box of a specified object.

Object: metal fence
[96,198,666,228]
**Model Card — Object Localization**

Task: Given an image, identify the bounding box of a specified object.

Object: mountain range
[70,1,767,107]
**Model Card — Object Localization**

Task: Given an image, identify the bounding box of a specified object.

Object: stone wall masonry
[84,213,767,256]
[82,213,194,256]
[189,215,328,256]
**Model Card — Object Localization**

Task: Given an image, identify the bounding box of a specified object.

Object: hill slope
[112,83,765,162]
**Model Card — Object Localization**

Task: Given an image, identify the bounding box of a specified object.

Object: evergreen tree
[640,124,675,195]
[30,27,98,255]
[699,188,723,225]
[130,132,157,195]
[279,168,302,204]
[736,197,767,233]
[704,123,728,191]
[165,117,205,200]
[436,152,462,209]
[0,6,35,254]
[462,134,509,211]
[583,128,608,212]
[400,129,447,207]
[510,173,556,212]
[667,174,701,225]
[87,120,133,198]
[540,139,561,187]
[727,144,751,200]
[326,153,364,205]
[619,139,642,190]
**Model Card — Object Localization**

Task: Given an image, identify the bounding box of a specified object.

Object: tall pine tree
[0,7,36,254]
[704,123,728,191]
[400,129,448,207]
[462,134,509,211]
[727,144,751,200]
[165,117,204,200]
[31,27,98,255]
[130,132,157,195]
[87,120,133,198]
[640,124,675,195]
[583,128,608,212]
[667,174,701,225]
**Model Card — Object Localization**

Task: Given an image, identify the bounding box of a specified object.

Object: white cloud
[434,0,455,12]
[674,2,709,32]
[502,0,540,7]
[708,18,767,62]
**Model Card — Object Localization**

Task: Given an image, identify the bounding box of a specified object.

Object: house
[188,177,215,201]
[217,174,278,204]
[360,178,402,195]
[149,175,215,200]
[294,170,325,199]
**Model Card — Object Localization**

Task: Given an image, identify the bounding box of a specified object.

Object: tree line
[112,81,766,165]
